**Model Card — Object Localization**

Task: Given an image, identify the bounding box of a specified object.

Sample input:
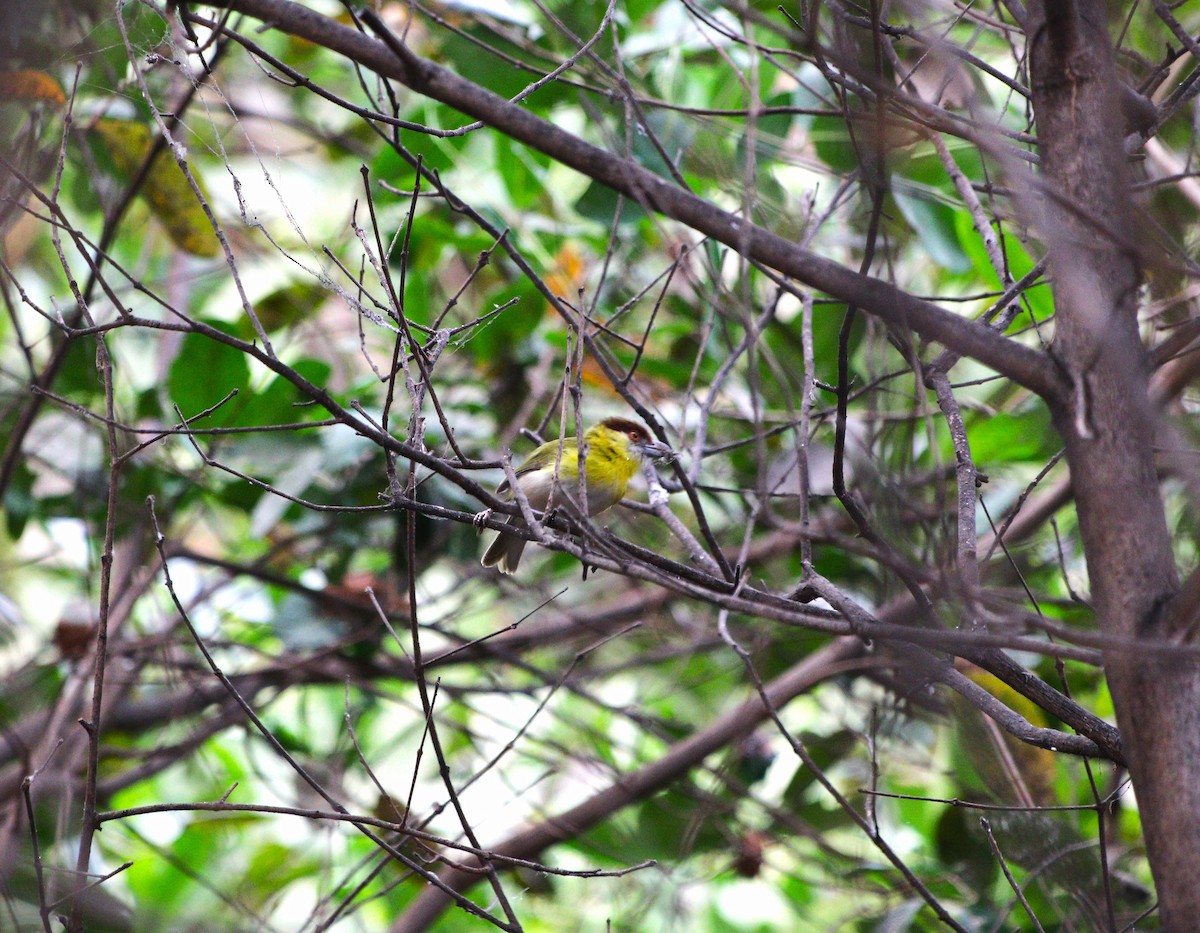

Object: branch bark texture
[389,638,863,932]
[1027,1,1195,923]
[192,0,1197,921]
[210,0,1062,398]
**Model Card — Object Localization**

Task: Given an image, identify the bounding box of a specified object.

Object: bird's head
[589,417,675,463]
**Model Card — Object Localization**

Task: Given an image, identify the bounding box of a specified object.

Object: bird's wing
[496,440,570,495]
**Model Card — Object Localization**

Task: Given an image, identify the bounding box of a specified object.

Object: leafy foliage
[0,1,1195,930]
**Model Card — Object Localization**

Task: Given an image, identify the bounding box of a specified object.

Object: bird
[480,417,673,574]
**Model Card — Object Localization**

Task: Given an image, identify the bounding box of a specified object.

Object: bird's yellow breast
[580,426,639,506]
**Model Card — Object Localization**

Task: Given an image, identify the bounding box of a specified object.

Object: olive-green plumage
[481,417,672,574]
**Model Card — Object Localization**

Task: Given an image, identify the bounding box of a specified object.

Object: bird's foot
[472,508,493,532]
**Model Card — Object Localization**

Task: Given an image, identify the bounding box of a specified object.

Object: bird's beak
[641,439,676,463]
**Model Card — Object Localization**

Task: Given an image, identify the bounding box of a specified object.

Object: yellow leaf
[949,664,1058,807]
[544,241,587,306]
[0,69,66,106]
[90,119,221,258]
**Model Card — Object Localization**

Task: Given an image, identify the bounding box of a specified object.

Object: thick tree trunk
[1026,2,1199,924]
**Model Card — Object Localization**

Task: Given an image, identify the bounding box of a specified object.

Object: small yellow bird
[481,417,673,574]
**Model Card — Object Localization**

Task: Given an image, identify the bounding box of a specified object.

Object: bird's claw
[472,508,493,532]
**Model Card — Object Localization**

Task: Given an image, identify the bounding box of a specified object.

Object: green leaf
[471,279,543,361]
[809,114,860,173]
[892,187,970,273]
[964,409,1054,464]
[166,326,251,426]
[575,178,646,226]
[1,460,35,540]
[56,337,102,398]
[89,119,220,257]
[954,212,1053,324]
[234,360,332,428]
[496,133,548,210]
[243,841,319,906]
[778,730,858,819]
[935,806,999,889]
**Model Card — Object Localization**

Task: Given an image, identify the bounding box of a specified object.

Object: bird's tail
[482,521,528,574]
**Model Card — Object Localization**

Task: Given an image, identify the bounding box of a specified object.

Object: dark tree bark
[107,0,1198,925]
[1026,1,1198,925]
